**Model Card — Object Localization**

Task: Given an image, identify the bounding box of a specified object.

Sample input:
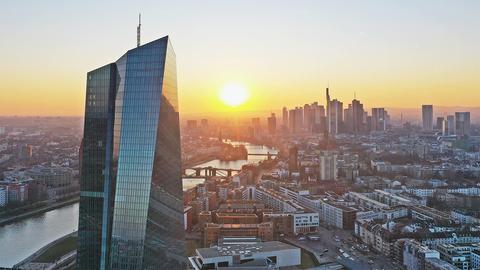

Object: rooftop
[196,241,298,259]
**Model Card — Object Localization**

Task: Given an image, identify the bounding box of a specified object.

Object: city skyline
[2,2,480,270]
[1,0,480,116]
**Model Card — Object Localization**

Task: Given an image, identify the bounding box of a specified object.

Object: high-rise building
[288,107,303,133]
[77,36,185,270]
[328,99,343,134]
[446,115,455,135]
[371,108,387,131]
[436,117,444,131]
[303,103,313,131]
[186,120,198,129]
[345,99,365,134]
[319,151,337,181]
[267,113,276,135]
[455,112,471,137]
[282,107,288,128]
[422,105,433,131]
[311,102,325,133]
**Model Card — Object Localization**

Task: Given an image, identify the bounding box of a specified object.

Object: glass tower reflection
[77,36,186,270]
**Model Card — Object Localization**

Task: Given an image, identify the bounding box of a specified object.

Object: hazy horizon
[1,0,479,116]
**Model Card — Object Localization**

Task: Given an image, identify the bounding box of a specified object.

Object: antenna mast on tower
[137,13,141,47]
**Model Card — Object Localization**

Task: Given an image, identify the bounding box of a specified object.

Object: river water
[0,141,276,267]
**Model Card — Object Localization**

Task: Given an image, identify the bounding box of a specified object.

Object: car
[298,236,307,241]
[368,260,374,264]
[324,249,329,253]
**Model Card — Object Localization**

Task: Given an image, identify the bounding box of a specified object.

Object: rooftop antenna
[137,13,141,47]
[354,91,356,100]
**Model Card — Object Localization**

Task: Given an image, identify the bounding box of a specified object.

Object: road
[286,225,404,270]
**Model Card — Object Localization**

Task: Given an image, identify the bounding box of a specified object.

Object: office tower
[442,119,447,135]
[446,115,455,135]
[371,108,387,131]
[295,107,304,132]
[282,107,288,128]
[344,99,365,134]
[319,151,337,181]
[311,102,325,133]
[288,109,296,133]
[303,103,313,131]
[422,105,433,130]
[455,112,471,137]
[77,36,185,270]
[187,120,198,129]
[288,107,303,133]
[435,117,444,131]
[325,87,331,134]
[328,99,343,135]
[267,113,276,135]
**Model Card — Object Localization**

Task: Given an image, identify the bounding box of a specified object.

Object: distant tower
[137,13,141,47]
[326,87,331,134]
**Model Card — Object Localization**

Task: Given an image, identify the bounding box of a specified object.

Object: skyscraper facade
[371,108,387,132]
[328,99,343,135]
[319,151,337,181]
[344,99,365,134]
[267,113,276,135]
[77,36,186,270]
[455,112,471,137]
[282,107,288,128]
[446,115,455,135]
[422,105,433,131]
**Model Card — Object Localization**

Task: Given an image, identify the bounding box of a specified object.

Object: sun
[219,83,249,107]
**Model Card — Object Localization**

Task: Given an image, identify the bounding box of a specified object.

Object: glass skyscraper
[77,36,186,270]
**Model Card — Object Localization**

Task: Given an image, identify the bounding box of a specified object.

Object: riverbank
[0,197,79,227]
[14,232,77,268]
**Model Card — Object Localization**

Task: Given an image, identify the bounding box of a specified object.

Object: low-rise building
[403,240,440,270]
[189,239,301,270]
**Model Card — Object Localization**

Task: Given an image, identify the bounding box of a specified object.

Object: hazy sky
[1,0,479,116]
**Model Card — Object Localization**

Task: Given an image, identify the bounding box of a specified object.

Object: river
[0,141,276,267]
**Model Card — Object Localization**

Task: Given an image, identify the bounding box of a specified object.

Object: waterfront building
[77,36,185,269]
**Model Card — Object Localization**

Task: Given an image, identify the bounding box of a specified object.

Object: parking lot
[286,225,404,270]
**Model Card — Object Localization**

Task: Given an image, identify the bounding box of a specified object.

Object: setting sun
[219,83,249,107]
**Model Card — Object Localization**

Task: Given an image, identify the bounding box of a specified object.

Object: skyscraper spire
[137,13,141,47]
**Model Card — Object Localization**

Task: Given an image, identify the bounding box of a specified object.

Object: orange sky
[1,1,479,116]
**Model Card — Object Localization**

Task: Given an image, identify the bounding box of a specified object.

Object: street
[286,225,404,270]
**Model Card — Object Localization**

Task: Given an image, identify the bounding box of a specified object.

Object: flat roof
[197,241,298,259]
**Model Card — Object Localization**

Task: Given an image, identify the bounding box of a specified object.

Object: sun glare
[219,83,249,107]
